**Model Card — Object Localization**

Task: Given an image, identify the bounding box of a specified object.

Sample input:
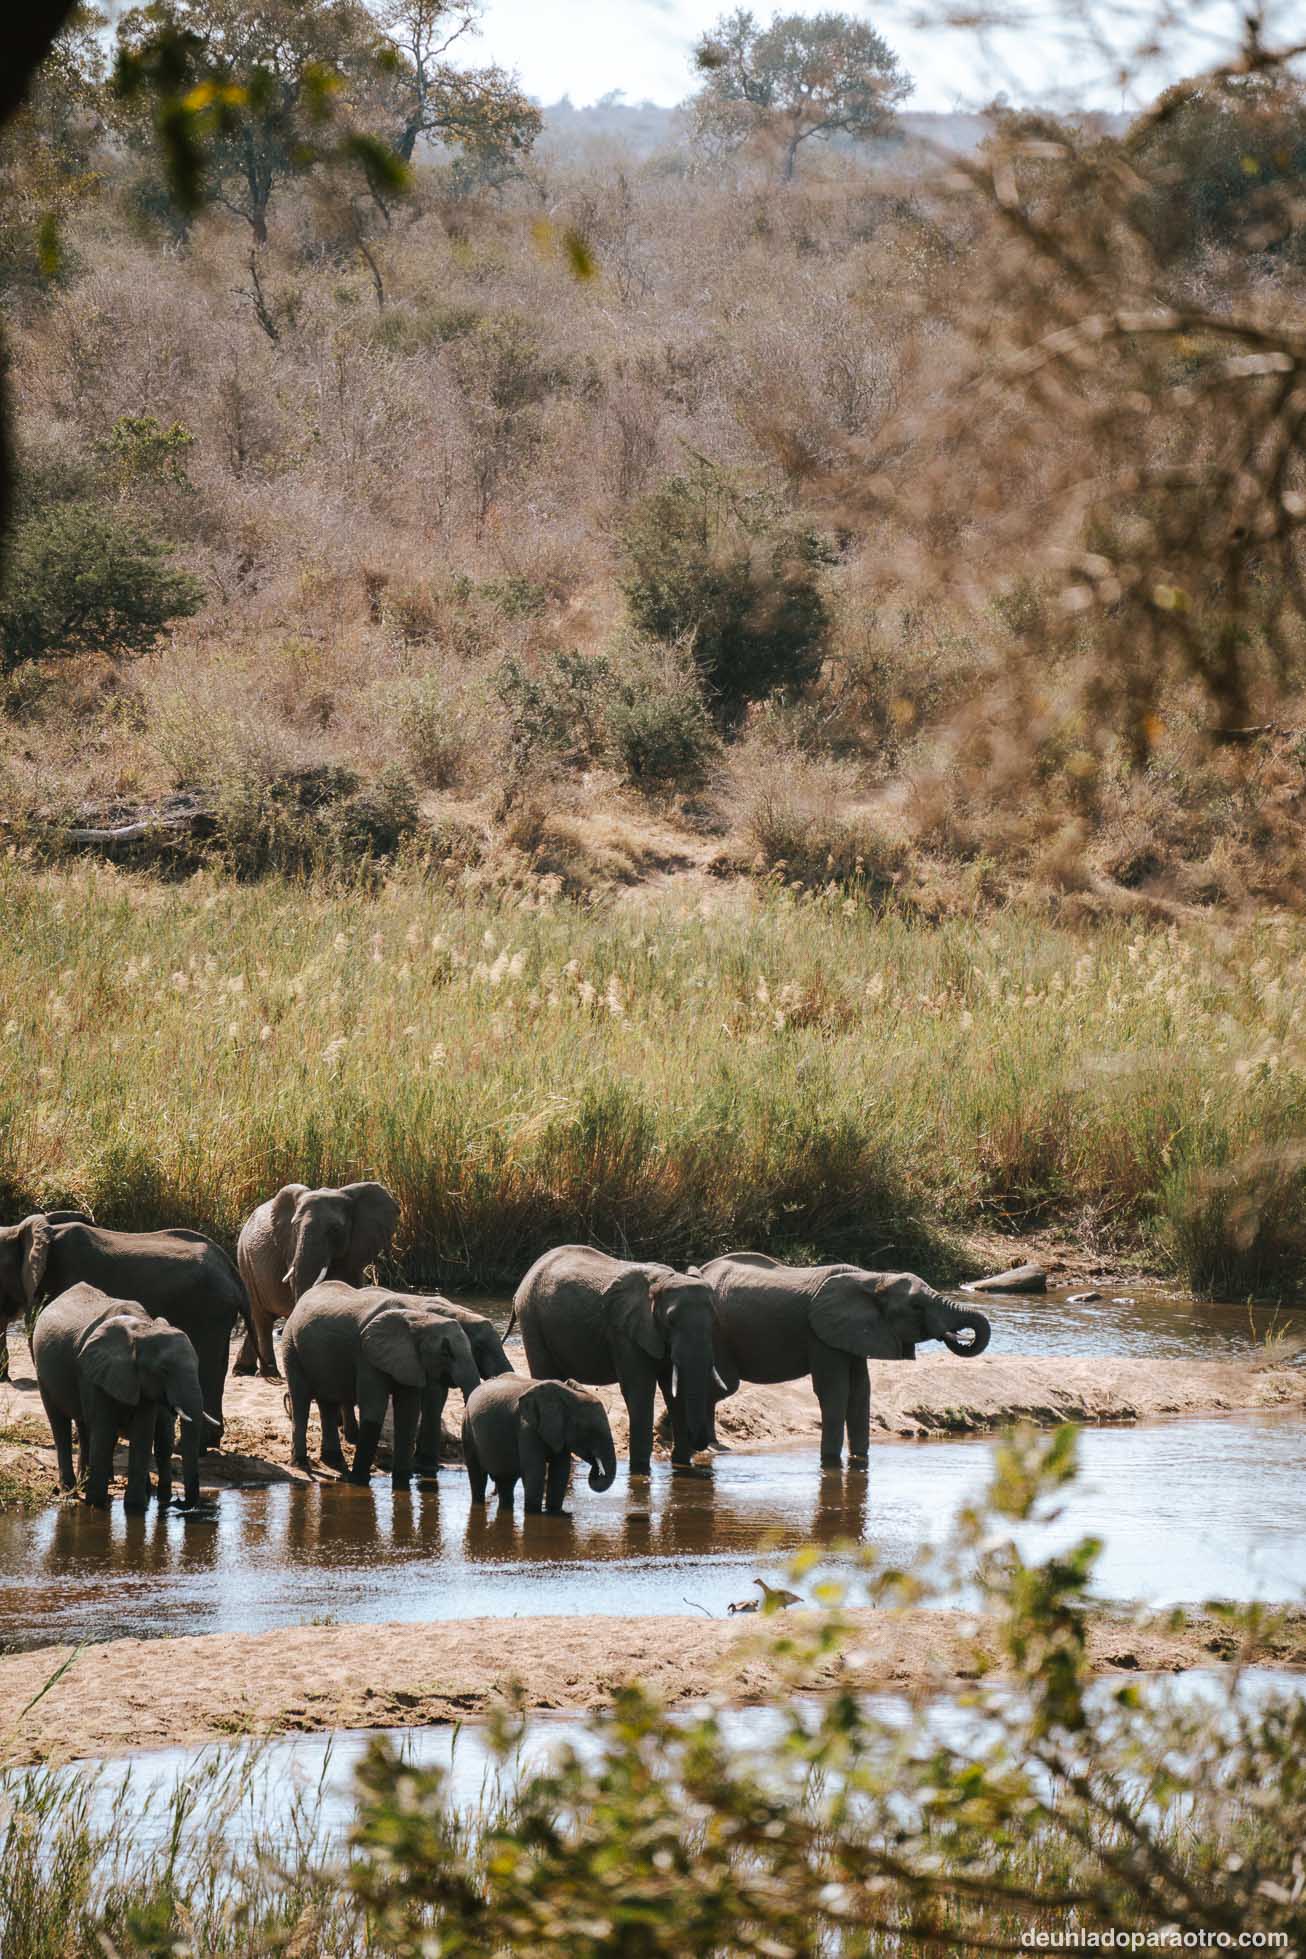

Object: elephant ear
[270,1184,310,1254]
[360,1306,425,1388]
[19,1215,51,1308]
[605,1270,666,1363]
[522,1381,569,1454]
[343,1182,400,1268]
[809,1274,903,1359]
[81,1317,141,1405]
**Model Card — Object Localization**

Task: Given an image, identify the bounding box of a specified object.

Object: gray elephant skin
[323,1288,513,1474]
[704,1254,991,1468]
[512,1246,718,1476]
[32,1282,213,1510]
[0,1213,250,1437]
[283,1281,480,1487]
[463,1375,617,1514]
[235,1181,400,1378]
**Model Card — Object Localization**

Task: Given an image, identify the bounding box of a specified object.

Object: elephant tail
[504,1308,517,1340]
[219,1243,256,1344]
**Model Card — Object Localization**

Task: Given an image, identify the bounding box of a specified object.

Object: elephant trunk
[289,1226,334,1303]
[586,1437,617,1492]
[453,1358,482,1402]
[928,1297,991,1357]
[670,1341,714,1456]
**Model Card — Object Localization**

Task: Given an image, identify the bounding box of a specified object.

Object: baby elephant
[32,1282,212,1511]
[463,1375,617,1515]
[284,1281,480,1488]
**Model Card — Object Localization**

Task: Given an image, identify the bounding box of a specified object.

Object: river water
[0,1410,1301,1651]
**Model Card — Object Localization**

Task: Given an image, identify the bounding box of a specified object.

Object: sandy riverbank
[0,1603,1302,1766]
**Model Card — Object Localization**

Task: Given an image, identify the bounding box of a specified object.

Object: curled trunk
[928,1298,991,1356]
[587,1441,617,1492]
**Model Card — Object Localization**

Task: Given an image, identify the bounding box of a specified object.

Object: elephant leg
[41,1393,76,1493]
[232,1322,258,1374]
[349,1392,388,1484]
[123,1404,155,1513]
[619,1360,657,1477]
[493,1473,518,1510]
[84,1392,117,1509]
[390,1387,420,1490]
[318,1402,347,1473]
[285,1353,314,1469]
[254,1302,280,1380]
[464,1427,488,1504]
[75,1420,89,1484]
[153,1408,175,1507]
[846,1360,871,1469]
[341,1403,359,1445]
[415,1384,448,1475]
[810,1345,852,1470]
[544,1450,571,1516]
[520,1429,549,1513]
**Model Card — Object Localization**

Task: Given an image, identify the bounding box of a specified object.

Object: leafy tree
[0,501,203,673]
[113,0,395,245]
[620,468,832,725]
[1126,71,1306,262]
[690,7,910,181]
[372,0,540,172]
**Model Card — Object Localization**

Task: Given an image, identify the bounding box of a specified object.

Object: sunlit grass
[2,860,1305,1294]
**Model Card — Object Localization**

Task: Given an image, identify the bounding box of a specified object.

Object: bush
[746,784,908,898]
[620,469,832,726]
[606,654,718,791]
[394,673,474,789]
[211,762,421,879]
[495,652,615,775]
[0,502,203,674]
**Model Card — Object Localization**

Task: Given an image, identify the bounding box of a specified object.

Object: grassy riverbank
[2,860,1305,1296]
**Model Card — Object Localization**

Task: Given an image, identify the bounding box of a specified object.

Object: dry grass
[2,859,1306,1296]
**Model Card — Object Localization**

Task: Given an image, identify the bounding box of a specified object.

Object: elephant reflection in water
[43,1494,222,1588]
[459,1461,870,1569]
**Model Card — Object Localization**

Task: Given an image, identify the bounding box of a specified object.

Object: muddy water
[0,1412,1301,1652]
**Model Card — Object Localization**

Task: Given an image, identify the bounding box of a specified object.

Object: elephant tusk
[282,1269,294,1286]
[204,1412,222,1431]
[176,1409,191,1425]
[671,1365,680,1401]
[712,1368,728,1395]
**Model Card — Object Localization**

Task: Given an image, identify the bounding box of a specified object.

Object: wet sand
[1,1602,1303,1766]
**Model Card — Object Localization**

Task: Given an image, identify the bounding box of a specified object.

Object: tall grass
[2,860,1305,1294]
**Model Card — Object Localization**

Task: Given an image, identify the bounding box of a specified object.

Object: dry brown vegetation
[5,24,1306,912]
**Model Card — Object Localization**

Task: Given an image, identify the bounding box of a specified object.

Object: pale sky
[464,1,1300,117]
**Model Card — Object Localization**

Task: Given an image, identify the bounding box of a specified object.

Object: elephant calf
[463,1375,617,1515]
[32,1283,213,1511]
[283,1281,480,1488]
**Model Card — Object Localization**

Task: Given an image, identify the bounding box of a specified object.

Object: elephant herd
[0,1182,992,1519]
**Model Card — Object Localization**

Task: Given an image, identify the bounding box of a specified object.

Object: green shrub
[495,651,615,774]
[620,469,832,726]
[606,658,718,791]
[211,762,421,879]
[0,502,203,674]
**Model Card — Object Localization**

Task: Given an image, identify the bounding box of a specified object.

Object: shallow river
[0,1411,1301,1651]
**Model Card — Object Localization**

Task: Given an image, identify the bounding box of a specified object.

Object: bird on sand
[728,1578,802,1615]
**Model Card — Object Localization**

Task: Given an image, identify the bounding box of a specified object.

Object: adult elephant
[328,1290,513,1474]
[32,1282,214,1511]
[512,1246,719,1477]
[0,1210,90,1381]
[703,1253,991,1469]
[234,1181,400,1378]
[283,1280,480,1488]
[0,1213,250,1438]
